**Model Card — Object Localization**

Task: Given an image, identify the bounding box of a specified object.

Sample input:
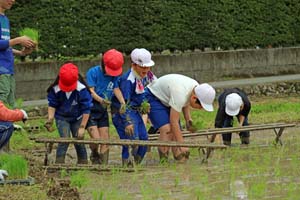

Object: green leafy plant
[0,154,28,179]
[60,169,68,178]
[139,100,150,114]
[100,93,111,109]
[14,98,24,109]
[92,191,104,200]
[19,28,39,44]
[70,170,89,189]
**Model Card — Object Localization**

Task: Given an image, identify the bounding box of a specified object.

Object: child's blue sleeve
[119,79,134,126]
[0,40,9,50]
[47,89,59,108]
[79,89,92,114]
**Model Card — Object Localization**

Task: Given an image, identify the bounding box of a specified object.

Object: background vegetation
[7,0,300,59]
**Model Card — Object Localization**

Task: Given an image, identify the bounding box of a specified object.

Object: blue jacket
[111,69,148,127]
[0,15,13,75]
[47,81,92,122]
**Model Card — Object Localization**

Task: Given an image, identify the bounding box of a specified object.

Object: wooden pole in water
[32,137,227,149]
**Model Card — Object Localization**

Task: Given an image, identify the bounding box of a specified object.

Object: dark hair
[101,60,106,74]
[78,73,91,93]
[195,98,201,106]
[46,62,91,93]
[46,75,59,93]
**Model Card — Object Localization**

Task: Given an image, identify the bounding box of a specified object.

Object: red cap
[103,49,124,76]
[58,63,79,92]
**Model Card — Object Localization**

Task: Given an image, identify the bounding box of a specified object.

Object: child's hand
[20,47,34,56]
[44,119,54,132]
[18,36,35,49]
[125,124,134,137]
[102,99,111,107]
[20,109,28,123]
[186,120,197,133]
[77,127,85,140]
[119,103,126,114]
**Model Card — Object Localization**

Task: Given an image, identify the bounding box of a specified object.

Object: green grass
[188,96,300,130]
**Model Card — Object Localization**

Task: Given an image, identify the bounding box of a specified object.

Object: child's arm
[113,87,126,113]
[44,106,56,132]
[9,36,35,49]
[13,47,33,56]
[89,87,107,104]
[0,102,24,122]
[113,87,125,105]
[182,106,197,132]
[89,87,111,107]
[77,113,90,139]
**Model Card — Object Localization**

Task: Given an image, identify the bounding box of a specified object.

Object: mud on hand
[101,99,111,109]
[44,119,55,132]
[119,103,127,114]
[125,124,134,137]
[186,120,197,133]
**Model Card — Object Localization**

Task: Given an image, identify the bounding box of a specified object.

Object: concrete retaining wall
[215,81,300,97]
[15,47,300,100]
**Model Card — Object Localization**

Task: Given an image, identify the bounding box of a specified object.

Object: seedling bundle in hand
[19,28,39,50]
[139,100,150,114]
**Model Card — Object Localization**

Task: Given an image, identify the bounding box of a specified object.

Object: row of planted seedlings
[65,125,300,199]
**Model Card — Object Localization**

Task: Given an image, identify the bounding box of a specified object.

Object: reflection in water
[230,180,248,200]
[77,129,300,200]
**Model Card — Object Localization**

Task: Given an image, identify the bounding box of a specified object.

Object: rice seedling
[287,182,298,199]
[100,93,111,109]
[0,154,28,179]
[139,100,150,114]
[92,191,104,200]
[19,28,39,48]
[248,181,267,199]
[70,170,89,189]
[60,169,68,178]
[174,176,180,187]
[194,188,205,200]
[10,131,36,150]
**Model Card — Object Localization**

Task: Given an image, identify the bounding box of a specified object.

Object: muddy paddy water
[68,128,300,200]
[1,127,299,200]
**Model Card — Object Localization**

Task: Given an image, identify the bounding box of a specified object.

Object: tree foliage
[6,0,300,59]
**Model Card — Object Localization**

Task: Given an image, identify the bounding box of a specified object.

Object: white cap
[194,83,216,112]
[225,93,243,116]
[130,48,155,67]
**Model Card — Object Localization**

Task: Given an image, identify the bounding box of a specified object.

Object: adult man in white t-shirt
[145,74,216,162]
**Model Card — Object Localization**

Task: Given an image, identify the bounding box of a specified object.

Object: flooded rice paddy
[74,128,300,200]
[0,125,299,199]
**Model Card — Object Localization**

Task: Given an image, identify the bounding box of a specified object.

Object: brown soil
[0,146,80,200]
[15,147,80,200]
